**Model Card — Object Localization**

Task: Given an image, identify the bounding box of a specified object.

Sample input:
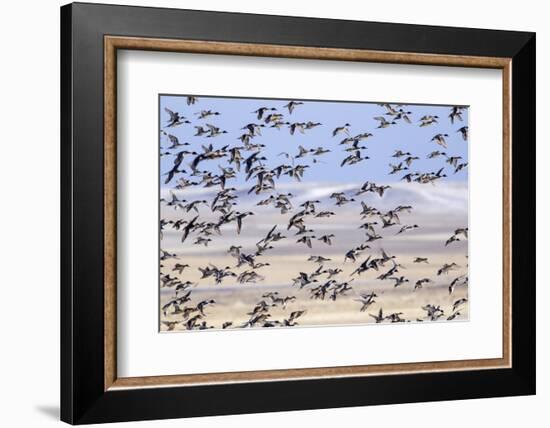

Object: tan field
[159,181,469,332]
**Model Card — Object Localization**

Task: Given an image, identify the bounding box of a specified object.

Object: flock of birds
[159,96,469,331]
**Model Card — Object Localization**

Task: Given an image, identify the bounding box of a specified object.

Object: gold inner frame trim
[104,35,512,391]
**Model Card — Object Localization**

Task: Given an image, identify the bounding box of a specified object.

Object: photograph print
[159,94,469,332]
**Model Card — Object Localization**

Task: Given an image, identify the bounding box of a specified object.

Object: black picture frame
[61,2,535,424]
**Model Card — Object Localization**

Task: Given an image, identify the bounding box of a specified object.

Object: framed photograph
[61,2,536,424]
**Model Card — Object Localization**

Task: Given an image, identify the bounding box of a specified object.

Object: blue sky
[159,95,468,191]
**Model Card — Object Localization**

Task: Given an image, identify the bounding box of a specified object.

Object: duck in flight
[419,115,439,127]
[252,106,277,120]
[431,133,449,148]
[373,116,396,128]
[370,308,386,323]
[414,278,432,291]
[457,126,469,141]
[355,292,377,312]
[284,101,304,114]
[317,234,335,245]
[389,162,408,175]
[164,107,190,127]
[449,106,465,124]
[196,110,220,119]
[437,262,459,276]
[332,123,351,137]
